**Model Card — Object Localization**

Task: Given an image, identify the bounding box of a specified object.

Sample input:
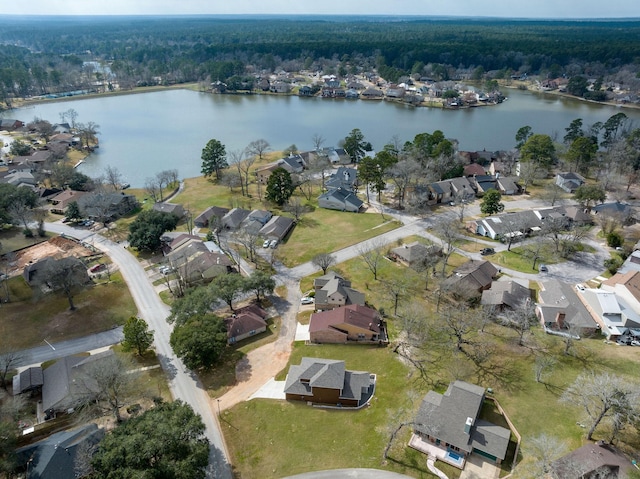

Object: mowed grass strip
[0,272,136,349]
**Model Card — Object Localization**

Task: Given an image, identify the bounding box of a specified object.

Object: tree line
[2,16,640,107]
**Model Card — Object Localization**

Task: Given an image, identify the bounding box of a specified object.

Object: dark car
[539,264,548,272]
[480,248,495,256]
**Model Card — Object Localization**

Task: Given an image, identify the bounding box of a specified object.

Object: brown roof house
[194,206,229,229]
[284,357,376,407]
[389,241,442,268]
[165,236,233,283]
[410,381,511,469]
[443,260,499,295]
[481,280,532,311]
[48,190,88,215]
[314,272,365,311]
[550,442,633,479]
[224,304,269,344]
[309,304,386,344]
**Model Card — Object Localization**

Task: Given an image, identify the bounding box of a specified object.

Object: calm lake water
[14,88,640,187]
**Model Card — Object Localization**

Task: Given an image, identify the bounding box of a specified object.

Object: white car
[301,297,314,305]
[269,239,278,249]
[263,239,271,248]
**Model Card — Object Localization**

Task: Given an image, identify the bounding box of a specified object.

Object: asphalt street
[44,223,233,479]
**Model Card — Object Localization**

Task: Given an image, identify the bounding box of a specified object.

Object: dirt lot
[6,236,97,277]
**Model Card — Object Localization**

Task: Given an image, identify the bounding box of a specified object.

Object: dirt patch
[9,236,97,276]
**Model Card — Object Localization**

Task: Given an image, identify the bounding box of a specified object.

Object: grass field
[0,272,136,349]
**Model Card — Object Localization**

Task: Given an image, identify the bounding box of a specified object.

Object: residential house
[254,162,282,184]
[3,170,36,187]
[481,280,532,311]
[240,209,273,234]
[269,81,291,94]
[536,279,599,336]
[592,202,636,224]
[314,274,365,311]
[78,192,139,222]
[314,271,346,289]
[550,442,633,479]
[224,304,269,344]
[602,271,640,315]
[326,148,351,165]
[411,381,511,468]
[23,256,89,286]
[496,176,520,195]
[317,187,364,213]
[298,85,314,96]
[0,119,24,130]
[42,350,116,413]
[152,202,185,218]
[278,154,305,174]
[165,236,233,283]
[309,304,385,344]
[325,166,358,191]
[345,89,360,99]
[194,205,230,229]
[48,190,88,215]
[575,287,640,340]
[463,163,485,177]
[471,175,497,195]
[12,366,43,395]
[52,122,71,134]
[284,357,375,407]
[556,172,585,193]
[259,215,295,241]
[443,260,499,295]
[361,87,384,99]
[15,424,104,479]
[389,241,442,268]
[386,84,406,98]
[222,207,251,229]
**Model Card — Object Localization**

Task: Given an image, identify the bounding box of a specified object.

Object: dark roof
[259,215,294,240]
[318,187,364,210]
[16,424,104,479]
[415,381,510,460]
[13,367,43,395]
[537,279,598,330]
[194,206,229,226]
[314,271,348,289]
[481,281,531,309]
[222,207,250,229]
[551,442,633,479]
[444,260,498,292]
[152,202,184,216]
[224,304,268,340]
[390,241,441,265]
[314,277,365,307]
[284,357,372,403]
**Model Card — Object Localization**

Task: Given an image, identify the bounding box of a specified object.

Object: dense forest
[1,15,640,106]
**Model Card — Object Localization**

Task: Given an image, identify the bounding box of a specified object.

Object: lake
[13,88,640,187]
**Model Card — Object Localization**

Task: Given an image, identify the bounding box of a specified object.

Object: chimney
[464,417,474,434]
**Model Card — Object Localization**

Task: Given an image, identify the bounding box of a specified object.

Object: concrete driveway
[459,455,500,479]
[295,322,310,341]
[249,377,286,400]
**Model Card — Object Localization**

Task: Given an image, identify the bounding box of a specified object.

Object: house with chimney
[410,381,511,469]
[309,304,386,344]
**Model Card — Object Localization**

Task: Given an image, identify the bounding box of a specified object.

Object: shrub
[606,231,624,248]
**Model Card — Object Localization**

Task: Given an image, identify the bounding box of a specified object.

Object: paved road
[15,326,124,368]
[44,223,232,479]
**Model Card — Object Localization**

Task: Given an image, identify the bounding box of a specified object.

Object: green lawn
[0,272,136,349]
[0,228,53,254]
[279,210,400,267]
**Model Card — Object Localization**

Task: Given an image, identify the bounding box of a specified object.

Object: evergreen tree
[265,167,295,205]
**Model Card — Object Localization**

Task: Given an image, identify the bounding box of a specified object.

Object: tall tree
[243,270,275,304]
[343,128,367,163]
[480,189,504,215]
[566,136,597,174]
[122,316,154,356]
[128,210,180,252]
[246,138,271,160]
[201,138,227,180]
[312,253,336,275]
[561,372,639,441]
[265,167,295,206]
[92,401,210,479]
[574,183,606,209]
[38,257,88,310]
[515,125,533,149]
[209,273,245,311]
[358,239,386,281]
[170,314,228,369]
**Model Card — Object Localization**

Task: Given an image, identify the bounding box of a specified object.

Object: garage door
[473,448,497,462]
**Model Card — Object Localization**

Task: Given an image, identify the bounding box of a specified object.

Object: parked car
[89,263,105,273]
[301,297,314,305]
[539,264,548,272]
[616,338,631,346]
[575,284,586,292]
[159,266,172,275]
[480,248,495,256]
[269,239,278,249]
[263,239,271,248]
[631,340,640,347]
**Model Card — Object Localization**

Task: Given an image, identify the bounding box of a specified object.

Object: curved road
[44,223,232,479]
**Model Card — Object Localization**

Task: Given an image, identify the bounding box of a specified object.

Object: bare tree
[311,253,336,274]
[434,214,459,277]
[284,197,308,222]
[386,158,420,209]
[383,276,413,316]
[358,238,386,281]
[233,229,262,264]
[37,257,89,310]
[518,434,568,479]
[533,354,557,383]
[453,189,475,223]
[414,253,440,291]
[561,372,639,440]
[220,170,242,192]
[0,348,22,391]
[500,298,537,346]
[228,149,247,196]
[78,353,138,422]
[238,154,256,196]
[144,176,161,203]
[104,166,123,191]
[247,138,271,160]
[311,133,325,151]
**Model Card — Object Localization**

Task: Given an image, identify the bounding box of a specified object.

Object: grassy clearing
[0,272,136,349]
[279,211,400,267]
[0,228,52,253]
